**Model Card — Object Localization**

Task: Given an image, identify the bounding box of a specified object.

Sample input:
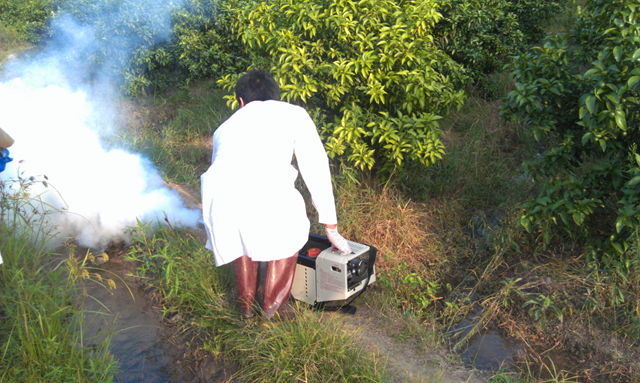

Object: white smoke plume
[0,0,201,249]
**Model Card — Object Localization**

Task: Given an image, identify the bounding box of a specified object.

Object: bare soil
[326,301,491,383]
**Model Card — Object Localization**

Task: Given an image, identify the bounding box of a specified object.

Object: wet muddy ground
[451,305,523,371]
[461,329,521,371]
[327,301,491,383]
[80,253,231,383]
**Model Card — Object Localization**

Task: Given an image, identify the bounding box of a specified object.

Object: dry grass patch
[336,181,441,273]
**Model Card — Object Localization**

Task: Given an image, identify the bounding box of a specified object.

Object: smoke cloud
[0,0,201,249]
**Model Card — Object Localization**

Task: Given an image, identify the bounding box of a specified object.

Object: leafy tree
[434,0,560,82]
[435,0,524,79]
[127,0,247,94]
[29,0,244,94]
[503,0,640,264]
[219,0,467,172]
[508,0,562,44]
[0,0,56,42]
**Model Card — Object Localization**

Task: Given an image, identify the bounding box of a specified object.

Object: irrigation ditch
[78,243,233,383]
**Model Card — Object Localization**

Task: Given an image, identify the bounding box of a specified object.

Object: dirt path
[324,300,490,383]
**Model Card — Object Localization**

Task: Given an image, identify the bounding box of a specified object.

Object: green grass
[126,223,386,383]
[0,17,117,383]
[114,81,231,187]
[225,308,384,383]
[488,373,527,383]
[0,184,116,382]
[396,86,534,213]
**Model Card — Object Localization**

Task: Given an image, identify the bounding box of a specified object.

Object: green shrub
[0,0,55,42]
[503,0,640,263]
[127,0,247,95]
[46,0,244,95]
[54,0,182,88]
[172,0,246,79]
[434,0,560,82]
[508,0,562,44]
[435,0,524,80]
[219,0,467,172]
[0,0,246,94]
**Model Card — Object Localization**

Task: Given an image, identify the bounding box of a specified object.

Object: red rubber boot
[234,255,259,318]
[262,254,298,319]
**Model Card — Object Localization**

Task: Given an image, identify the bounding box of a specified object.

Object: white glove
[325,227,352,255]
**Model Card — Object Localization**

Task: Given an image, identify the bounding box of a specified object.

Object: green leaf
[585,95,596,114]
[613,46,622,62]
[615,110,627,130]
[628,176,640,186]
[611,241,623,254]
[572,212,584,225]
[584,68,599,77]
[627,76,640,88]
[633,48,640,61]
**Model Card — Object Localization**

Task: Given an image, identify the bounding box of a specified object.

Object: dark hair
[234,69,281,104]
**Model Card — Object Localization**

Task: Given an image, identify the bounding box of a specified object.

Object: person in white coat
[201,70,352,318]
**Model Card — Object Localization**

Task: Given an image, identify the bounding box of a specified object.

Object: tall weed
[0,179,116,382]
[225,309,384,383]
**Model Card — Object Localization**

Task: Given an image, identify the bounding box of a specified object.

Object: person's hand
[325,226,352,255]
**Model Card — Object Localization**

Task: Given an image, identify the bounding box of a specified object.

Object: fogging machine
[292,234,376,309]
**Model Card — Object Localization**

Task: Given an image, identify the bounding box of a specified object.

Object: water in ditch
[80,252,228,383]
[451,304,523,371]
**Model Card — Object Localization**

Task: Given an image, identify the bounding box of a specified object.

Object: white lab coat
[201,100,337,266]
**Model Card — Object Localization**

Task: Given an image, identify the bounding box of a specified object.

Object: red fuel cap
[307,248,321,257]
